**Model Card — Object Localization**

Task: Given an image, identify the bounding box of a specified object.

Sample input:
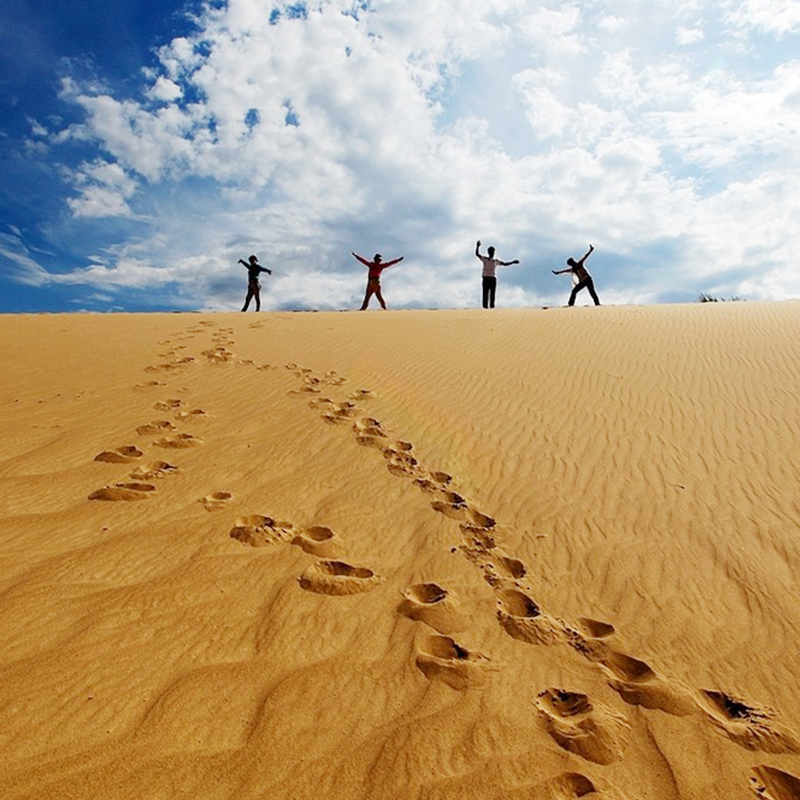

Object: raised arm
[351,252,371,267]
[475,240,482,258]
[577,244,594,265]
[382,256,404,268]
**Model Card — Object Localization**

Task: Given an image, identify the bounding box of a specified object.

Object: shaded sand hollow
[1,302,800,799]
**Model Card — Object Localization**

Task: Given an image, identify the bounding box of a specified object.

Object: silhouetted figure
[475,241,519,308]
[352,252,404,310]
[239,255,272,312]
[553,244,600,306]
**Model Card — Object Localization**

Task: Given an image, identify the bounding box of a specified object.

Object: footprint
[134,380,165,390]
[384,448,420,476]
[600,652,695,717]
[130,461,178,480]
[349,388,376,400]
[94,445,144,464]
[291,526,344,558]
[750,766,800,800]
[309,397,334,409]
[536,688,630,765]
[88,482,156,501]
[414,633,491,691]
[576,618,615,639]
[230,515,293,547]
[398,583,462,634]
[136,420,177,436]
[354,417,385,438]
[496,588,564,646]
[175,408,209,422]
[153,399,185,412]
[297,560,383,596]
[154,433,203,449]
[498,554,527,579]
[544,772,598,799]
[201,491,233,512]
[699,690,800,754]
[202,346,234,363]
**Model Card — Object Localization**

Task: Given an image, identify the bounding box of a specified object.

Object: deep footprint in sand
[576,617,615,639]
[414,633,491,691]
[154,433,203,449]
[136,420,177,436]
[94,445,144,464]
[88,482,156,501]
[291,526,344,558]
[298,560,383,595]
[750,766,800,800]
[545,772,598,799]
[175,408,209,422]
[496,588,564,646]
[398,582,463,634]
[201,491,233,511]
[153,399,184,412]
[230,515,293,547]
[130,461,178,480]
[699,690,800,754]
[536,688,630,765]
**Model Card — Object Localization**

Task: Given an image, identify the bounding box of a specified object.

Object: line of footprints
[88,322,800,799]
[237,361,799,800]
[90,322,233,509]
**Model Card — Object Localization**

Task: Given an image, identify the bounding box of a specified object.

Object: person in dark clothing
[552,244,601,306]
[239,254,272,311]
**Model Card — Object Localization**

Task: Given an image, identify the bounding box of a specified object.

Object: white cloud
[9,0,798,309]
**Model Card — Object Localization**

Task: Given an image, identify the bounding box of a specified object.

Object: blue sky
[2,0,800,313]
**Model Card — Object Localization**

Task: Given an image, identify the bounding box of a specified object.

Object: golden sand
[1,302,800,799]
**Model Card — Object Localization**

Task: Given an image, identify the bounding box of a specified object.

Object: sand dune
[1,302,800,799]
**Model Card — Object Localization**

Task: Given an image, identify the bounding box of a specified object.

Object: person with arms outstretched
[552,244,601,306]
[352,251,404,310]
[239,254,272,312]
[475,241,519,308]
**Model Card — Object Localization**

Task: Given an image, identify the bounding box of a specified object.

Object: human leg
[488,277,497,308]
[568,280,585,306]
[586,277,601,305]
[360,279,377,310]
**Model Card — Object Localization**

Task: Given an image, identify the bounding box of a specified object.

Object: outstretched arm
[382,256,404,268]
[577,244,594,265]
[552,267,571,275]
[499,259,519,267]
[238,259,249,267]
[351,252,371,267]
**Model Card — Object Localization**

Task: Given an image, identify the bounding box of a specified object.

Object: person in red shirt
[352,251,404,310]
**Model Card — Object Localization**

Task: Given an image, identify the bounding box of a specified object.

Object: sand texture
[1,302,800,799]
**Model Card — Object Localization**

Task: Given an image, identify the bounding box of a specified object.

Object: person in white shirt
[475,240,519,308]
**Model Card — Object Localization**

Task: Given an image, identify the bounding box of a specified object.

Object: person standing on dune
[352,251,404,310]
[552,244,601,306]
[475,241,519,308]
[239,254,272,312]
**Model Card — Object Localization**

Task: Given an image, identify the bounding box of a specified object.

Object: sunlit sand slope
[1,302,800,800]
